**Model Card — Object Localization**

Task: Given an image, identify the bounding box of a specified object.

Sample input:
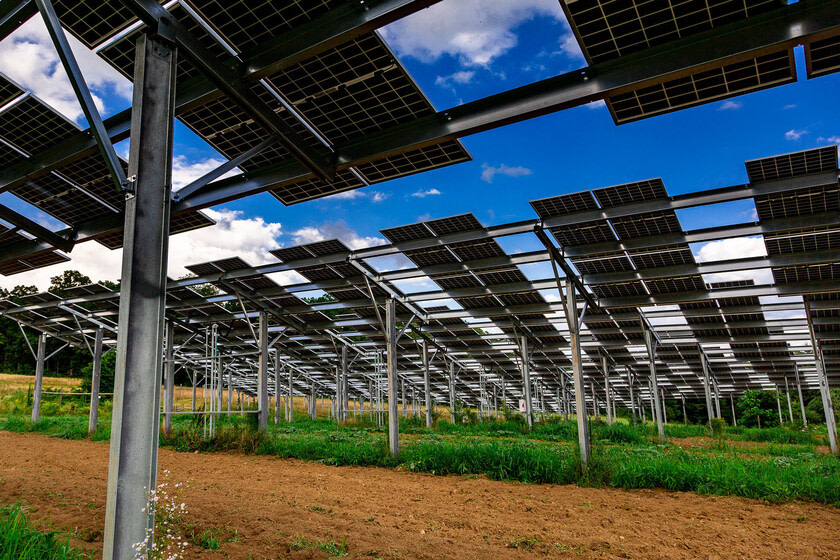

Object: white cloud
[0,17,132,123]
[324,189,389,203]
[411,188,441,198]
[171,156,239,190]
[816,135,840,145]
[381,0,566,67]
[435,70,476,89]
[557,31,584,60]
[290,221,386,250]
[785,129,808,141]
[586,99,606,110]
[0,209,283,291]
[718,100,742,111]
[694,237,772,286]
[783,104,797,110]
[480,163,532,183]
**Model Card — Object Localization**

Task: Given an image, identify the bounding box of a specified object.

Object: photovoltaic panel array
[805,33,840,79]
[558,0,795,124]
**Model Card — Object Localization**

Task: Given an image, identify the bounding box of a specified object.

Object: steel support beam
[700,350,715,431]
[385,299,399,456]
[520,336,533,428]
[422,340,432,427]
[103,33,176,560]
[795,364,808,427]
[565,279,590,466]
[776,387,784,425]
[602,355,612,425]
[730,394,737,427]
[785,377,794,423]
[644,328,665,443]
[258,311,268,430]
[88,327,104,434]
[805,301,837,455]
[30,332,47,423]
[449,360,456,424]
[288,354,295,422]
[274,351,282,423]
[627,368,637,425]
[163,322,174,434]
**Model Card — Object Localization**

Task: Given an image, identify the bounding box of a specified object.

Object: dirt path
[1,432,839,559]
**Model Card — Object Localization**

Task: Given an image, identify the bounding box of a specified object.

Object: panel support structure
[163,323,174,434]
[644,327,665,443]
[730,394,737,427]
[385,299,399,457]
[288,354,294,422]
[274,351,282,423]
[794,364,808,427]
[700,349,714,431]
[258,311,268,430]
[89,327,104,434]
[520,336,533,428]
[565,279,590,466]
[30,332,47,423]
[422,340,432,427]
[103,33,176,560]
[785,378,794,423]
[602,355,612,425]
[627,368,636,425]
[449,360,456,424]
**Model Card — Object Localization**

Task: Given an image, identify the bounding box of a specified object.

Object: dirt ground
[2,432,839,560]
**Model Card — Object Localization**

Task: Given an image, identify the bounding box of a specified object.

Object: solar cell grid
[754,184,840,220]
[266,34,434,143]
[593,178,667,207]
[476,267,529,286]
[764,227,840,255]
[608,50,795,124]
[268,168,364,205]
[380,222,433,244]
[0,96,79,156]
[530,191,599,219]
[297,265,341,281]
[572,253,634,275]
[403,247,459,267]
[54,0,141,48]
[356,141,471,184]
[0,76,23,109]
[0,141,25,169]
[745,146,838,183]
[590,280,647,298]
[13,173,113,226]
[550,221,616,246]
[457,295,501,310]
[431,273,482,290]
[610,210,682,239]
[270,245,315,263]
[54,154,127,211]
[806,35,840,78]
[0,251,70,276]
[94,212,215,249]
[772,263,840,284]
[628,245,695,268]
[496,292,545,307]
[448,240,505,261]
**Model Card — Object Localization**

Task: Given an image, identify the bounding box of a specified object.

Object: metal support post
[565,279,590,465]
[661,388,667,425]
[385,299,399,457]
[776,387,784,425]
[340,345,348,422]
[520,336,533,428]
[601,355,612,425]
[257,311,268,430]
[785,378,794,423]
[422,340,432,427]
[644,328,665,443]
[274,352,281,423]
[310,381,317,420]
[700,350,714,430]
[730,393,737,427]
[163,323,173,434]
[449,360,456,424]
[103,33,177,560]
[191,371,197,412]
[627,368,636,425]
[31,332,47,423]
[794,364,808,427]
[681,395,687,424]
[288,356,294,422]
[89,328,104,434]
[714,381,722,419]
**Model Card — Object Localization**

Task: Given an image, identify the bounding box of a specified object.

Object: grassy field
[0,503,90,560]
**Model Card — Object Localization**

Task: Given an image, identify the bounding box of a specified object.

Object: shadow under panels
[749,147,840,291]
[559,0,796,124]
[530,178,704,305]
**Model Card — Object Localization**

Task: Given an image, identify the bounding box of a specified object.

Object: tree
[80,350,117,395]
[49,270,92,296]
[737,390,779,428]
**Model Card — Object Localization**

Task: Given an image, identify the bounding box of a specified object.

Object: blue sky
[0,0,838,291]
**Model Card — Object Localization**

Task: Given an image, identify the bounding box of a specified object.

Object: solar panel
[380,222,433,244]
[745,146,838,183]
[754,184,840,220]
[0,95,79,156]
[560,0,783,65]
[573,252,634,275]
[448,239,505,261]
[608,50,796,124]
[271,245,317,263]
[645,275,705,294]
[593,178,667,207]
[764,227,840,255]
[772,263,840,284]
[94,211,216,249]
[356,141,470,184]
[0,140,25,169]
[628,245,695,268]
[0,73,24,108]
[54,154,128,211]
[433,273,482,290]
[610,210,683,239]
[53,0,142,48]
[0,247,70,276]
[306,239,350,256]
[13,172,115,226]
[590,280,647,299]
[806,34,840,78]
[530,191,598,219]
[268,169,365,205]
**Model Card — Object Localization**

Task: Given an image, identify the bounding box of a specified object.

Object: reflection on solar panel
[608,50,796,124]
[561,0,783,65]
[745,146,838,183]
[0,73,24,108]
[94,212,217,249]
[0,95,79,155]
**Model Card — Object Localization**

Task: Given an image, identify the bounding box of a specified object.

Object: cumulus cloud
[480,163,532,183]
[0,17,132,123]
[0,209,283,291]
[381,0,566,67]
[785,129,808,141]
[817,135,840,145]
[324,189,390,203]
[410,188,441,198]
[290,220,387,250]
[718,100,742,111]
[171,156,240,190]
[435,70,476,89]
[694,237,773,285]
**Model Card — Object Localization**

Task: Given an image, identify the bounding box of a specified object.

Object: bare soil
[2,431,839,560]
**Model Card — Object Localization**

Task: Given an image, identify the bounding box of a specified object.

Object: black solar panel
[772,263,840,284]
[573,252,634,275]
[561,0,783,65]
[54,154,128,211]
[476,267,528,285]
[0,95,79,156]
[0,248,70,276]
[380,222,433,244]
[610,210,682,239]
[754,184,840,220]
[271,245,316,263]
[806,35,840,78]
[12,173,115,226]
[745,146,838,183]
[95,211,216,249]
[764,227,840,255]
[53,0,141,48]
[530,191,598,219]
[645,275,705,294]
[550,221,616,247]
[590,280,647,298]
[0,140,26,170]
[268,168,365,205]
[306,239,350,256]
[449,240,505,261]
[628,245,695,268]
[593,178,667,207]
[433,273,482,290]
[0,74,24,108]
[356,141,471,184]
[608,50,795,124]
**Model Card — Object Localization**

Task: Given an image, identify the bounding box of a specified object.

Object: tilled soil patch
[1,431,838,559]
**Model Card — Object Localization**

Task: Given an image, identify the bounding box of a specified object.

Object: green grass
[0,504,90,560]
[3,413,839,508]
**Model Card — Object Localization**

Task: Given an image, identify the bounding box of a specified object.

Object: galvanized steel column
[257,311,268,431]
[385,299,399,457]
[103,33,177,560]
[31,332,47,423]
[644,328,665,443]
[565,279,590,466]
[785,377,794,423]
[602,355,612,425]
[449,360,456,424]
[520,336,533,428]
[794,364,808,427]
[288,355,294,422]
[274,351,281,424]
[89,328,104,434]
[422,340,432,427]
[162,323,173,435]
[700,351,714,430]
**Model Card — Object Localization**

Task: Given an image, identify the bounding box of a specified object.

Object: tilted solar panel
[745,146,838,183]
[593,178,667,207]
[0,95,79,156]
[764,227,840,255]
[268,169,364,206]
[0,74,24,108]
[356,141,471,184]
[754,184,840,220]
[94,211,217,249]
[806,34,840,78]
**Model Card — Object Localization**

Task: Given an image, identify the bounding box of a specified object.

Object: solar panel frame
[805,34,840,79]
[745,146,838,183]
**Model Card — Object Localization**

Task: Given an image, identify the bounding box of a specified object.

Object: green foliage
[79,352,117,395]
[738,391,780,428]
[0,503,90,560]
[710,417,727,437]
[193,529,220,550]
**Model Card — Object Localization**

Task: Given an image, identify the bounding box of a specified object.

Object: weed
[0,503,90,560]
